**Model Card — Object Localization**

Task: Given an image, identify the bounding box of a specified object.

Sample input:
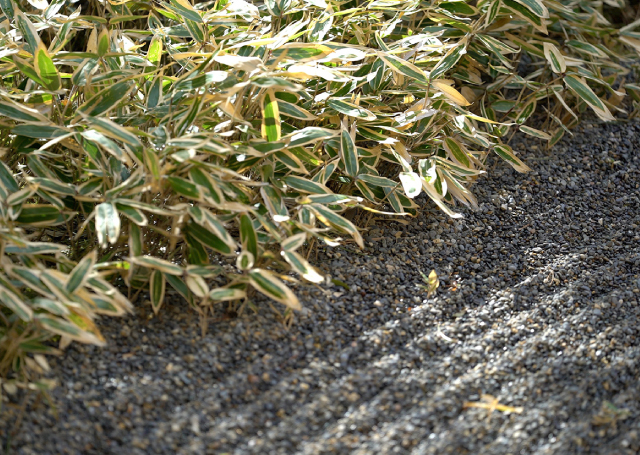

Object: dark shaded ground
[1,118,640,455]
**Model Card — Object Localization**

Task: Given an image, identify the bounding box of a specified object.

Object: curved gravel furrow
[292,263,640,455]
[1,118,640,455]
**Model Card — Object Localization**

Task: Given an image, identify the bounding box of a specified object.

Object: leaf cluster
[0,0,637,393]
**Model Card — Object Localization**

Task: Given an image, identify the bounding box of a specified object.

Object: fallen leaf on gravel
[463,394,523,421]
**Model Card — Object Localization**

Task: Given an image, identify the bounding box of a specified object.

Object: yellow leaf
[431,81,471,106]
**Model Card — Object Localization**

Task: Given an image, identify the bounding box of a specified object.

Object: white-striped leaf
[130,255,183,275]
[378,52,430,85]
[239,214,258,259]
[150,270,165,314]
[66,251,96,293]
[544,43,566,74]
[493,144,531,173]
[236,250,255,271]
[281,233,307,252]
[519,125,551,140]
[564,75,614,121]
[339,123,359,177]
[327,99,376,121]
[278,100,317,120]
[309,203,364,248]
[95,202,120,248]
[209,287,247,302]
[282,251,324,283]
[249,268,301,310]
[185,274,208,298]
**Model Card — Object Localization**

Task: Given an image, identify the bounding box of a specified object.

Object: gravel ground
[2,118,640,455]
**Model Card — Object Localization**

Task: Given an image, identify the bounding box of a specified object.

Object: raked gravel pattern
[2,118,640,455]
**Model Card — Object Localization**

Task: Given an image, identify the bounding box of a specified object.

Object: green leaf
[16,205,63,226]
[277,100,317,120]
[5,241,63,255]
[144,149,161,180]
[0,285,32,321]
[327,99,376,121]
[209,287,246,302]
[85,116,143,152]
[0,0,14,21]
[188,167,222,204]
[377,52,430,85]
[187,222,234,255]
[283,251,323,283]
[252,77,303,90]
[35,314,105,345]
[129,223,143,257]
[239,214,258,258]
[29,177,75,196]
[283,175,331,194]
[486,0,502,26]
[130,255,183,275]
[167,176,202,200]
[281,233,306,252]
[147,73,164,108]
[165,274,194,307]
[236,250,254,271]
[12,124,69,139]
[339,125,359,177]
[34,45,60,91]
[249,268,301,310]
[14,6,41,54]
[274,150,308,174]
[519,125,551,140]
[116,202,148,226]
[262,89,281,142]
[174,71,228,91]
[431,38,467,80]
[148,35,163,64]
[511,0,548,18]
[439,1,477,15]
[97,28,109,57]
[150,270,165,314]
[199,210,237,252]
[66,251,96,293]
[288,127,338,147]
[443,137,471,168]
[0,100,49,123]
[0,161,19,193]
[543,43,566,74]
[78,81,133,117]
[516,98,536,124]
[184,274,207,297]
[564,75,614,121]
[166,0,203,23]
[31,297,68,316]
[309,203,363,248]
[502,0,546,33]
[566,40,608,59]
[357,174,398,188]
[260,186,288,220]
[493,144,531,173]
[7,187,35,207]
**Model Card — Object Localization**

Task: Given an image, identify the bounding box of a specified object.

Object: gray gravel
[2,118,640,455]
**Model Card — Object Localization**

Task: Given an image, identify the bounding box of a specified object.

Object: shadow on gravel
[1,119,640,455]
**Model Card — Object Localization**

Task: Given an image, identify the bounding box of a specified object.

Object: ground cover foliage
[0,0,638,398]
